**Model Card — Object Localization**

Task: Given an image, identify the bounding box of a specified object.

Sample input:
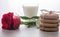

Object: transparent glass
[22,4,39,27]
[23,4,39,18]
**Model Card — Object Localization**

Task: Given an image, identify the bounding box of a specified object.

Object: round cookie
[44,27,59,32]
[40,26,59,32]
[40,12,59,20]
[40,19,59,23]
[40,22,59,28]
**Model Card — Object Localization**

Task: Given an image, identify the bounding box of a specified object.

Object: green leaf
[20,16,30,19]
[31,16,39,19]
[20,16,39,19]
[25,22,36,28]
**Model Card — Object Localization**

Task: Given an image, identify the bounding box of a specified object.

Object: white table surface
[0,25,60,37]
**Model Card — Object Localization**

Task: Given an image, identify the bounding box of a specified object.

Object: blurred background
[0,0,60,37]
[0,0,60,18]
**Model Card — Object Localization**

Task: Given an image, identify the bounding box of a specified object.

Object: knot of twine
[40,9,60,15]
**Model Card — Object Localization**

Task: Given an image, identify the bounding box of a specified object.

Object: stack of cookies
[40,11,59,32]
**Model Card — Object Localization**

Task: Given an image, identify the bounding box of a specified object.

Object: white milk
[23,6,38,18]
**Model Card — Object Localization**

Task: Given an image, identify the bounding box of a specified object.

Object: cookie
[40,13,59,20]
[40,26,59,32]
[44,27,59,32]
[40,19,59,23]
[40,22,59,28]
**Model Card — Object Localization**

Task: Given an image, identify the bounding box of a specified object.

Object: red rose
[13,16,21,29]
[1,12,21,30]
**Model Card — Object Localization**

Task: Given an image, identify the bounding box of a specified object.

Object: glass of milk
[23,4,39,27]
[23,5,38,18]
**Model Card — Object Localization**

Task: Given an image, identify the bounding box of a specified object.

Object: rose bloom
[1,12,21,30]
